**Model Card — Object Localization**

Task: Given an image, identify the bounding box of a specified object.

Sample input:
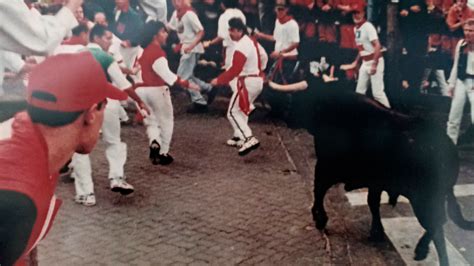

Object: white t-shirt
[168,10,205,54]
[234,35,268,76]
[354,21,379,56]
[273,19,300,57]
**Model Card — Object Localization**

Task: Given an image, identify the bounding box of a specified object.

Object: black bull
[273,80,474,265]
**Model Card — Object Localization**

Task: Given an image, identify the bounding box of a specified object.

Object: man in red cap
[0,51,128,265]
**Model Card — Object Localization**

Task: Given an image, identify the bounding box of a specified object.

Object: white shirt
[0,0,78,56]
[151,57,178,86]
[168,10,205,54]
[273,19,300,56]
[217,8,246,48]
[234,35,268,76]
[354,21,379,56]
[0,50,25,92]
[139,0,167,23]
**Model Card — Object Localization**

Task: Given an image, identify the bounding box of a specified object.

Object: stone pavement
[37,96,328,265]
[36,94,404,265]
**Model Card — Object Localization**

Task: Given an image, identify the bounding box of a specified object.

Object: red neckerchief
[177,6,194,20]
[355,19,366,29]
[62,36,84,45]
[277,15,293,24]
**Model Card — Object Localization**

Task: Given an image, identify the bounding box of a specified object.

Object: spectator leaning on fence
[0,52,128,265]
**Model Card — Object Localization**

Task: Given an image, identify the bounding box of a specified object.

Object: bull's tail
[447,189,474,230]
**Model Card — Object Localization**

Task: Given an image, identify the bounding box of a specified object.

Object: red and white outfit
[0,113,62,265]
[136,42,191,155]
[216,35,268,140]
[217,8,247,69]
[354,21,390,108]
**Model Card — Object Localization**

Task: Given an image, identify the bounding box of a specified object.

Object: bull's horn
[268,81,308,92]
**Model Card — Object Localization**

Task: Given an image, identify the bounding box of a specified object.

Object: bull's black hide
[307,81,474,266]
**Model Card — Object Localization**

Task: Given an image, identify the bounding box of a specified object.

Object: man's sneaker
[75,193,96,206]
[226,137,244,148]
[158,153,174,165]
[149,140,161,165]
[110,177,135,195]
[238,136,260,156]
[186,103,208,114]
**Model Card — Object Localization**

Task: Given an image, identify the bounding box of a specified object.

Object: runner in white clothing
[203,0,246,70]
[211,18,268,156]
[344,6,391,108]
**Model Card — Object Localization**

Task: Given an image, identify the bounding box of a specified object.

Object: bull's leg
[368,188,385,241]
[414,231,432,261]
[432,227,449,266]
[312,163,332,230]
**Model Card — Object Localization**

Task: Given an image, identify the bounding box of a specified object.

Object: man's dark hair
[140,20,166,48]
[222,0,239,8]
[72,24,89,37]
[89,24,108,42]
[228,18,247,34]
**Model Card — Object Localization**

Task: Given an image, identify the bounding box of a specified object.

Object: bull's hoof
[315,214,328,230]
[414,245,429,261]
[368,230,385,242]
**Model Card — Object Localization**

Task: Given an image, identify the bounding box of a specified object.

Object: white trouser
[421,68,449,96]
[119,46,141,69]
[71,100,127,196]
[227,77,263,139]
[355,58,391,108]
[136,86,174,154]
[447,78,474,144]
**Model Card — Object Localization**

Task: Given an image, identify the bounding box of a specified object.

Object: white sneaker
[110,177,134,195]
[75,193,96,206]
[238,136,260,156]
[226,137,244,147]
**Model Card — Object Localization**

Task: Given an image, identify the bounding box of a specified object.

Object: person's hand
[448,86,455,98]
[183,46,193,54]
[203,40,211,49]
[369,63,377,75]
[137,102,151,117]
[322,4,331,12]
[210,78,218,87]
[64,0,83,13]
[253,31,263,39]
[188,82,200,91]
[270,51,281,59]
[410,5,421,13]
[400,9,409,16]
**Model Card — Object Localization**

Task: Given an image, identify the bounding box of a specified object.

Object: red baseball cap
[27,51,128,112]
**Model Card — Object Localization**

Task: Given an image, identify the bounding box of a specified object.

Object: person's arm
[211,51,247,86]
[446,6,463,32]
[254,31,275,42]
[107,61,150,113]
[447,40,462,96]
[152,57,199,90]
[0,0,81,55]
[370,39,382,75]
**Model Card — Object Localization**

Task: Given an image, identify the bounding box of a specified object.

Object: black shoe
[149,140,160,165]
[187,103,208,114]
[206,87,219,105]
[158,153,174,165]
